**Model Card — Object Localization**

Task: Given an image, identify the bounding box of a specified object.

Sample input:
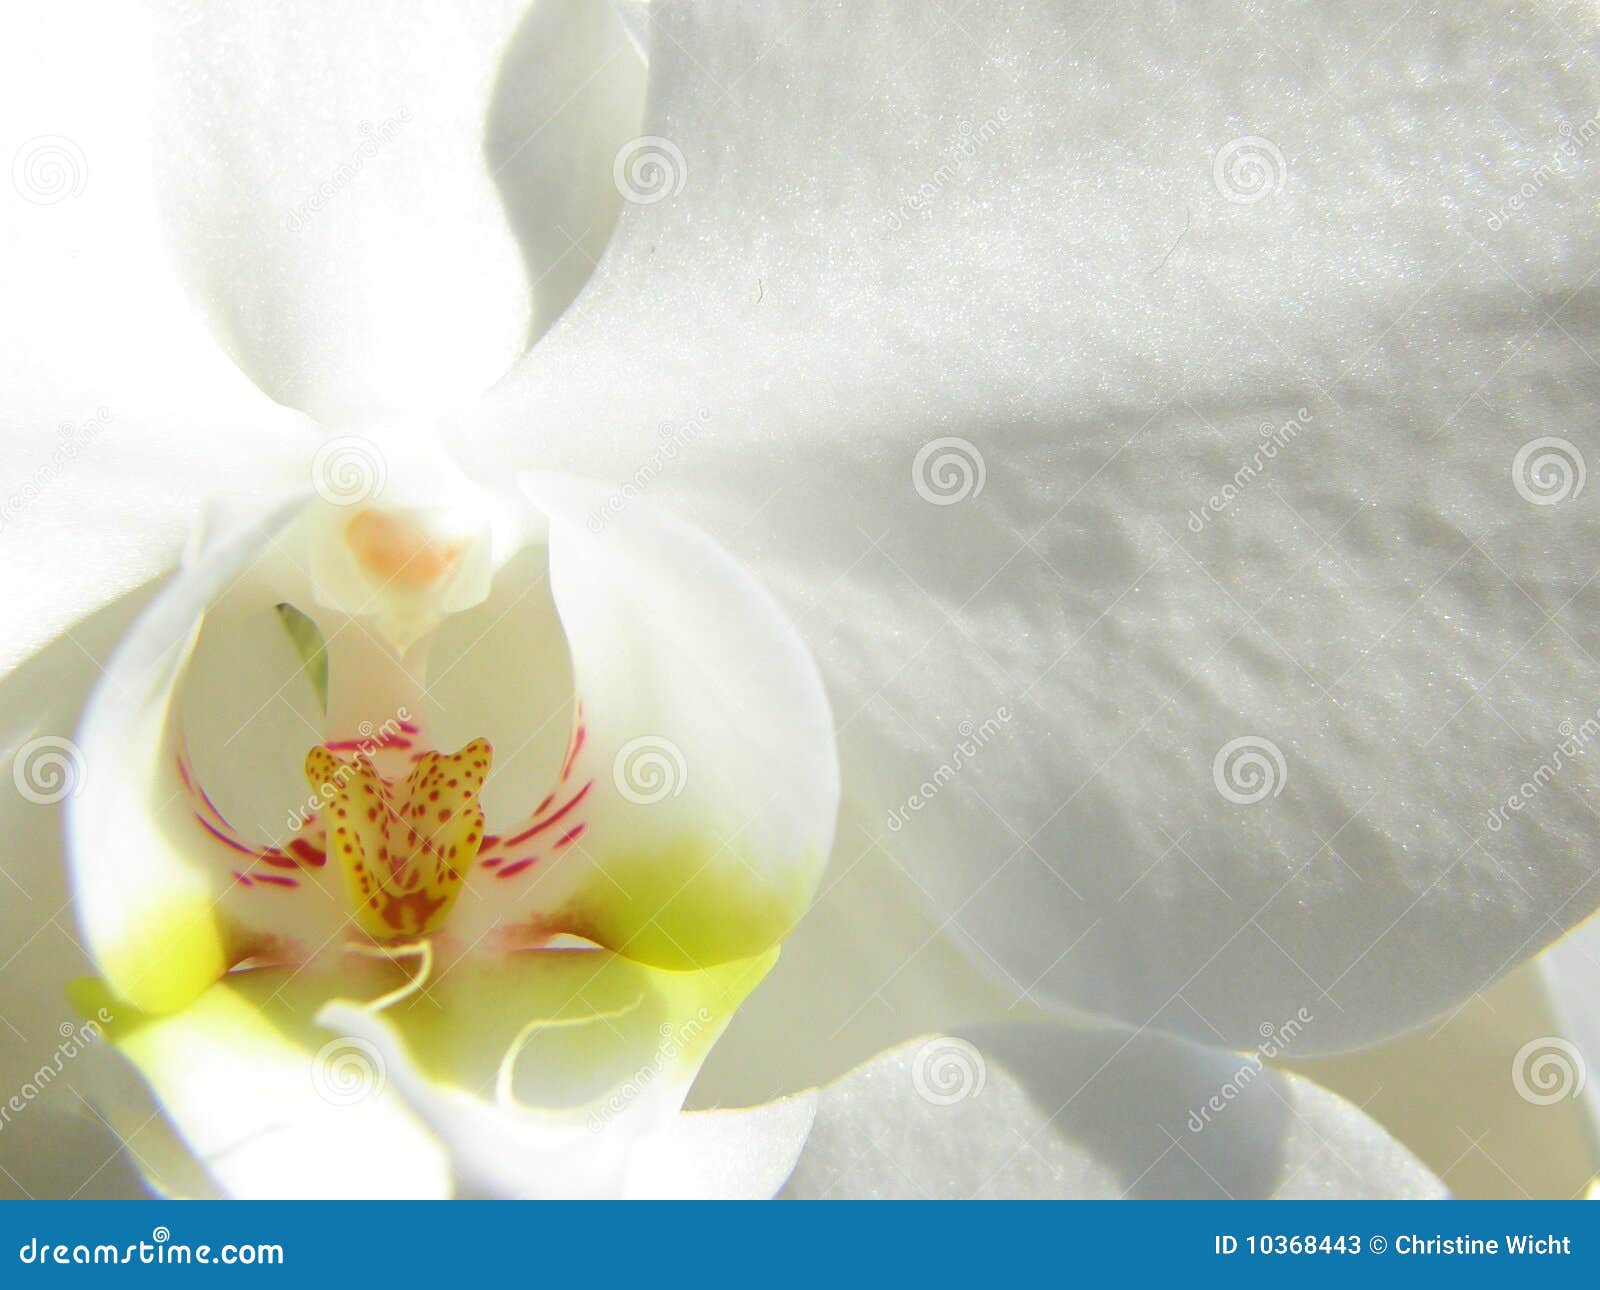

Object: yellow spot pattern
[304,738,492,939]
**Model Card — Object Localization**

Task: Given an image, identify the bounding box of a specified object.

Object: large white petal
[474,0,1600,1053]
[314,945,778,1198]
[0,3,314,673]
[68,974,451,1200]
[151,0,645,421]
[780,1024,1445,1199]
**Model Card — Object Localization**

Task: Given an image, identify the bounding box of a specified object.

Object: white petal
[151,0,645,421]
[67,499,343,1014]
[1289,960,1599,1198]
[315,945,777,1198]
[0,585,152,1120]
[1537,925,1600,1168]
[0,3,314,672]
[70,975,450,1200]
[692,810,1030,1106]
[454,475,839,969]
[780,1025,1445,1199]
[475,0,1600,1052]
[623,1094,816,1200]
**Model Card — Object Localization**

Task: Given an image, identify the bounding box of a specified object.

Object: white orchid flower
[3,0,1598,1201]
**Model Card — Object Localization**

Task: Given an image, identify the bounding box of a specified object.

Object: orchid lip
[72,471,840,1013]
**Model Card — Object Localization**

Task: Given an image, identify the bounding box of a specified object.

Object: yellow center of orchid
[304,738,492,939]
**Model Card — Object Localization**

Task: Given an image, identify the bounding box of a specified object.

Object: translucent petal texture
[451,475,839,967]
[473,0,1600,1052]
[314,946,778,1198]
[69,501,320,1014]
[151,0,645,420]
[67,976,450,1200]
[780,1025,1447,1200]
[0,2,314,672]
